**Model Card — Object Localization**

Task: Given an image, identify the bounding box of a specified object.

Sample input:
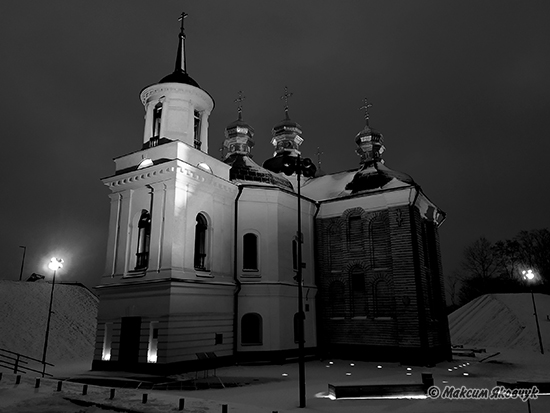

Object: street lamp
[522,269,544,355]
[42,257,63,376]
[18,246,27,281]
[280,152,316,408]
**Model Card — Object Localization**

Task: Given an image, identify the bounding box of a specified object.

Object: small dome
[226,117,254,136]
[354,125,383,145]
[159,69,200,88]
[272,116,302,136]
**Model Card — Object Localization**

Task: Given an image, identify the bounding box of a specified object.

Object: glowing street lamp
[42,257,63,376]
[522,269,544,355]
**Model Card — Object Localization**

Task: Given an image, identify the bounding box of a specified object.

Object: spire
[175,12,188,73]
[355,97,385,164]
[158,12,199,87]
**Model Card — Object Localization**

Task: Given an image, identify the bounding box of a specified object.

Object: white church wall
[113,141,230,181]
[236,186,317,353]
[164,282,234,362]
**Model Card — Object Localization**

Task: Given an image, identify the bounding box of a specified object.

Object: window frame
[242,232,259,273]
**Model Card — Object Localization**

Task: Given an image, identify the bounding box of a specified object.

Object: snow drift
[449,293,550,353]
[0,280,98,364]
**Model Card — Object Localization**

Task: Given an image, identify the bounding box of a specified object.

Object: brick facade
[315,202,451,365]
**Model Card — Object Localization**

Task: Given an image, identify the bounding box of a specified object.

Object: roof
[159,69,200,87]
[225,154,293,190]
[300,162,414,201]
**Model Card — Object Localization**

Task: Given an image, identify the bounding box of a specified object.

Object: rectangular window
[243,233,258,271]
[147,322,159,363]
[102,323,112,361]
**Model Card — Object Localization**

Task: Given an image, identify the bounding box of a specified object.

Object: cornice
[103,160,237,194]
[140,84,212,106]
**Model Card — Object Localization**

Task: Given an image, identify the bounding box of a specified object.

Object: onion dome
[264,87,304,175]
[355,124,385,163]
[223,92,255,159]
[354,98,385,164]
[159,12,200,88]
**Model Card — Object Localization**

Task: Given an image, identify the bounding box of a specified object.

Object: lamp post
[280,153,316,408]
[42,257,63,376]
[522,269,544,355]
[18,246,27,281]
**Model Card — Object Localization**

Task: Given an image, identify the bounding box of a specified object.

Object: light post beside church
[42,257,63,376]
[522,269,544,355]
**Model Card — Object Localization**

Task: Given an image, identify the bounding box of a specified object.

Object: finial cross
[234,90,246,118]
[316,146,324,169]
[360,97,373,126]
[281,86,293,114]
[178,12,188,36]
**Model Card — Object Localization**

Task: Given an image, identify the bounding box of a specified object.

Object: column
[200,110,210,153]
[104,193,122,277]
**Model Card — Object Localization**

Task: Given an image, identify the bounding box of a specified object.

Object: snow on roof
[301,168,411,201]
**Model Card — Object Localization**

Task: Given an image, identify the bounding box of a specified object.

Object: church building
[92,16,451,373]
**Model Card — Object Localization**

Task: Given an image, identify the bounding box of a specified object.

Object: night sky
[2,1,549,292]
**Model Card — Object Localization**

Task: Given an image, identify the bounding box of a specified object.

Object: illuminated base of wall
[92,347,318,374]
[92,354,234,375]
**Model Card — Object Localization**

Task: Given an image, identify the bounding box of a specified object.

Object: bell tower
[140,12,214,153]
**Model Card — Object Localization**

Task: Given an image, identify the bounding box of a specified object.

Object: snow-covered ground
[0,280,97,365]
[1,287,550,412]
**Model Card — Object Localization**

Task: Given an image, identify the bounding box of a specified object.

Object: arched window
[135,210,151,270]
[347,215,362,250]
[243,233,258,271]
[194,110,202,149]
[194,213,208,270]
[373,279,394,318]
[328,281,346,318]
[241,313,262,345]
[328,224,340,272]
[152,102,162,138]
[350,266,367,317]
[370,213,391,269]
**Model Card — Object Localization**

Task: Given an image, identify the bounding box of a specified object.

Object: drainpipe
[232,185,244,360]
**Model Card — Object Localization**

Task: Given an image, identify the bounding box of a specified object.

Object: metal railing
[0,347,54,377]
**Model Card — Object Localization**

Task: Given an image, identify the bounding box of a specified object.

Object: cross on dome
[178,12,188,37]
[280,86,293,117]
[234,90,246,119]
[316,147,323,169]
[360,98,373,126]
